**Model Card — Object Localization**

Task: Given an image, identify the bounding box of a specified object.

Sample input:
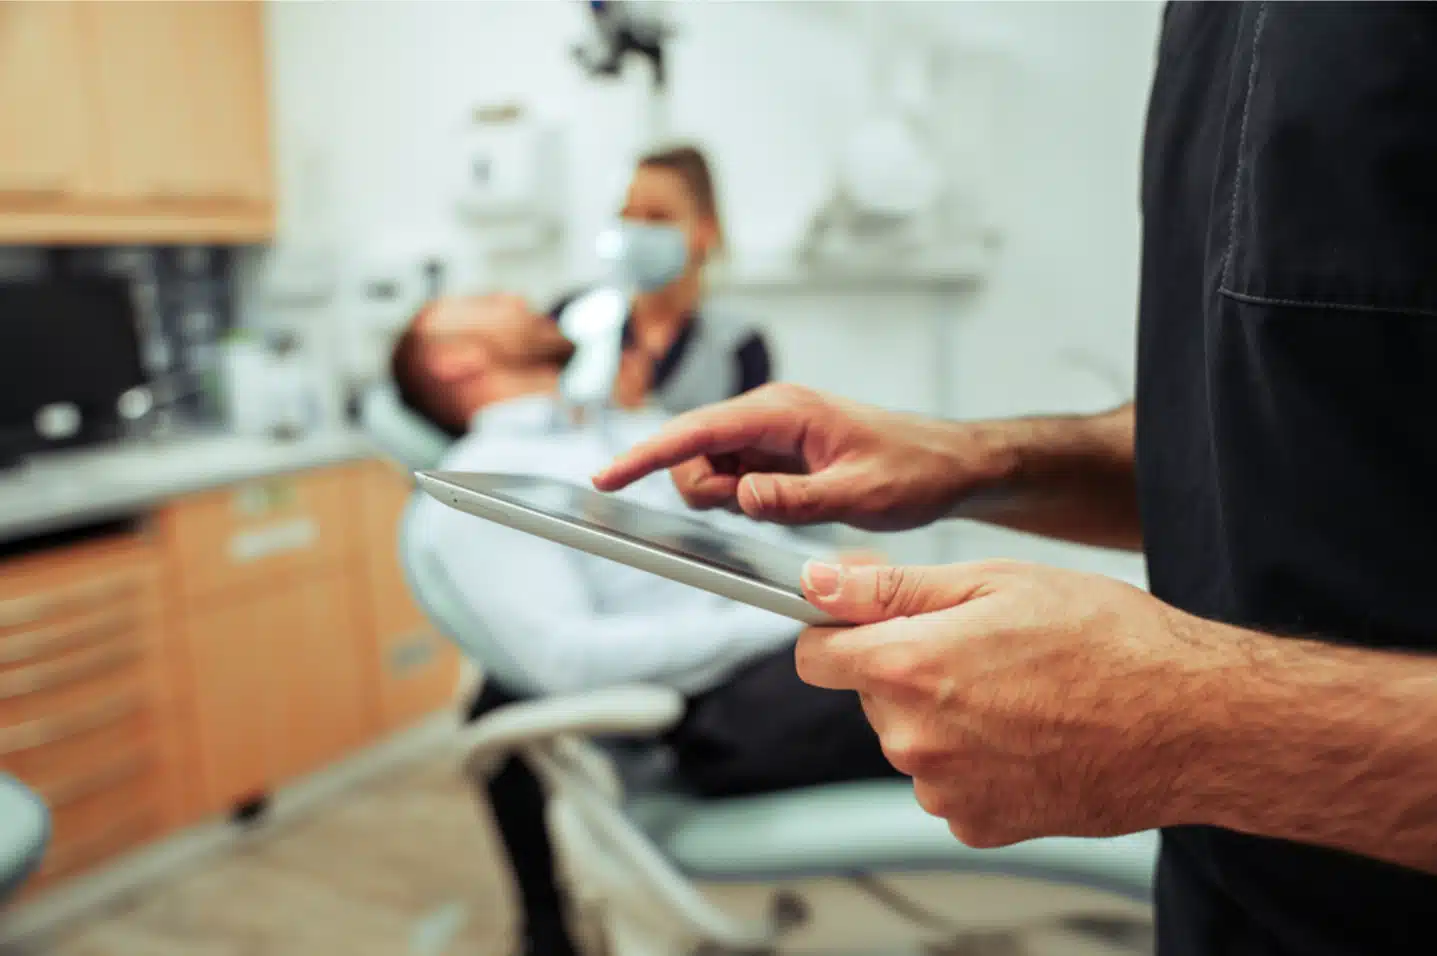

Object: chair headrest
[359,383,452,472]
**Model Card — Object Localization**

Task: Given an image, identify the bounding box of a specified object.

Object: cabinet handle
[0,575,142,629]
[0,641,141,700]
[0,608,138,664]
[39,805,156,881]
[0,692,142,755]
[34,748,153,811]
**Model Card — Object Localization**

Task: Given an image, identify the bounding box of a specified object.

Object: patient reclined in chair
[392,296,901,956]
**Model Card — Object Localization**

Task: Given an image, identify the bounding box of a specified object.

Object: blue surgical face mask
[598,221,689,293]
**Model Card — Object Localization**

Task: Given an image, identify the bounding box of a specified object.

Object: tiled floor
[31,757,517,956]
[13,751,1151,956]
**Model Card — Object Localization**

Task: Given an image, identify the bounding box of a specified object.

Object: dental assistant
[548,144,772,414]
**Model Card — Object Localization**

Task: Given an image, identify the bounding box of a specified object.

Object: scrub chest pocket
[1219,1,1437,318]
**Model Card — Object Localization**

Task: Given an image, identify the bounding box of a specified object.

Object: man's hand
[793,558,1215,846]
[593,384,1012,532]
[595,386,1142,548]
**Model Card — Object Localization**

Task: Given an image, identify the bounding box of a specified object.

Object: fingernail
[743,474,767,511]
[803,560,843,599]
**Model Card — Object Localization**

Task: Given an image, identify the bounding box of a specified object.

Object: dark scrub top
[548,290,771,408]
[1136,3,1437,953]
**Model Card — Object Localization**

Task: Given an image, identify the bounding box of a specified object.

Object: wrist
[1110,608,1248,831]
[941,405,1137,531]
[1154,623,1437,839]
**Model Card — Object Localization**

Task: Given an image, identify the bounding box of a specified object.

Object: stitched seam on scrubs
[1221,1,1268,290]
[1219,287,1437,320]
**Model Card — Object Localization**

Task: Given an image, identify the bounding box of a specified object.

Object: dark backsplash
[1,246,240,426]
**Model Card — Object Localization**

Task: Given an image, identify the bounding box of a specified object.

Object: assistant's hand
[794,558,1220,846]
[593,384,1011,532]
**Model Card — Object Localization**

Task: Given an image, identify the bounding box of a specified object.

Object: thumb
[736,470,852,525]
[800,560,992,623]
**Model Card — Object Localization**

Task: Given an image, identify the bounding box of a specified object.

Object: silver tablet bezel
[414,470,840,626]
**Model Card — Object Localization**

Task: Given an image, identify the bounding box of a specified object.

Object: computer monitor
[0,277,148,466]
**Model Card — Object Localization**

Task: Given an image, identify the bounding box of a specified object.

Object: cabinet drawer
[162,466,361,601]
[0,603,144,666]
[29,800,159,892]
[0,653,145,729]
[0,686,146,762]
[2,706,155,785]
[45,763,161,856]
[0,571,145,631]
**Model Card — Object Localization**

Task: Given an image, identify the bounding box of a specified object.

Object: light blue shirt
[410,396,810,696]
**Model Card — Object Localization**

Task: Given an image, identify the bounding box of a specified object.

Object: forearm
[1170,624,1437,874]
[951,402,1142,551]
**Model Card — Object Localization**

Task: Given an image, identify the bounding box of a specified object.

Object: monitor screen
[0,278,147,461]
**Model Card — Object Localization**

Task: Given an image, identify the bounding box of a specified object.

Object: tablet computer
[413,470,843,626]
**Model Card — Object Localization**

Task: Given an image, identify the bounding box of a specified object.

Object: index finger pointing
[592,399,798,491]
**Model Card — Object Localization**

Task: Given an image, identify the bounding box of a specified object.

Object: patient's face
[419,295,574,385]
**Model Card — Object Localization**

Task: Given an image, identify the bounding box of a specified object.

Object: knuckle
[777,478,815,516]
[881,729,943,777]
[872,566,928,617]
[762,382,805,405]
[972,558,1027,578]
[768,382,810,401]
[866,645,921,693]
[791,635,822,682]
[873,566,905,610]
[947,818,996,848]
[910,778,956,819]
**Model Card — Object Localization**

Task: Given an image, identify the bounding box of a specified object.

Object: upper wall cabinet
[0,1,274,244]
[0,3,93,201]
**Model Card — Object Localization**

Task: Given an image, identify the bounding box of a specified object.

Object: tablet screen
[466,474,811,593]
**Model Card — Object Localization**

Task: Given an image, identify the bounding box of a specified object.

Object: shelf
[712,242,992,293]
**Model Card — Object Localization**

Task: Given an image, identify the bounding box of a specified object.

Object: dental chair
[0,774,49,904]
[361,382,1159,955]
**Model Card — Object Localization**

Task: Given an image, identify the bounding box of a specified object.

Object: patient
[393,297,899,956]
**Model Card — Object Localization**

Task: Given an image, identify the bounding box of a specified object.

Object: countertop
[0,429,377,544]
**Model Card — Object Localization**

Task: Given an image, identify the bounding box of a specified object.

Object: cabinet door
[265,571,374,783]
[184,571,373,814]
[0,2,92,199]
[183,592,274,815]
[176,1,273,205]
[359,464,463,730]
[82,0,272,206]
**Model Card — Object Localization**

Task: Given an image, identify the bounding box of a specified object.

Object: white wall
[256,0,1163,576]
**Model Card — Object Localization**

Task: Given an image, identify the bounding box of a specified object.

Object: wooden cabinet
[0,2,92,201]
[184,570,371,814]
[86,1,272,207]
[4,459,462,897]
[357,463,463,732]
[0,0,274,243]
[0,533,183,896]
[160,464,379,815]
[162,467,361,603]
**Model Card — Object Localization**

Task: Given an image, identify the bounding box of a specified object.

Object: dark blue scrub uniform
[1137,3,1437,952]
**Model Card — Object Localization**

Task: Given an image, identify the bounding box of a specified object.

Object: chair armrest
[459,684,684,779]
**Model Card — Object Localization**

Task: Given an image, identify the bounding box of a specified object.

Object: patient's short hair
[388,299,578,440]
